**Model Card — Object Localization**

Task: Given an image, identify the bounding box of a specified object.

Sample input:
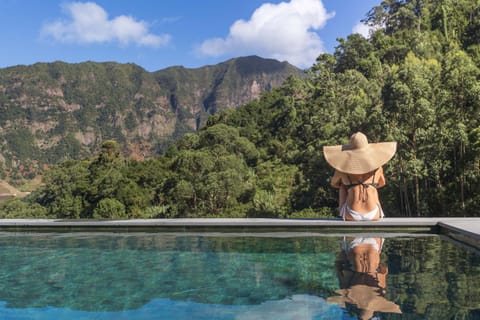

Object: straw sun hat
[323,132,397,174]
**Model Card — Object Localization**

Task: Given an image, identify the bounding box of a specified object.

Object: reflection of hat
[327,284,402,316]
[323,132,397,174]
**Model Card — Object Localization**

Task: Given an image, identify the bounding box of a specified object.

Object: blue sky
[0,0,381,71]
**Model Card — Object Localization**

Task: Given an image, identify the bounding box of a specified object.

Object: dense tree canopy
[2,0,480,218]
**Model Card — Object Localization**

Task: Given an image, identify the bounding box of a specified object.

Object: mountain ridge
[0,55,303,182]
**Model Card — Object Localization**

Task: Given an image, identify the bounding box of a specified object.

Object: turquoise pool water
[0,232,478,319]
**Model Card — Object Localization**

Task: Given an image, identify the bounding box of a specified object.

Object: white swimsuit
[343,237,384,252]
[340,203,384,221]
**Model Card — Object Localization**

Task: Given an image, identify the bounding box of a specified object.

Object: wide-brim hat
[323,132,397,174]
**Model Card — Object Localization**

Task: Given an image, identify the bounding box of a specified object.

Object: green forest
[2,0,480,219]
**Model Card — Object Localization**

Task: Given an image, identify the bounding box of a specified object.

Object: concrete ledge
[0,217,478,249]
[0,217,442,232]
[438,220,480,251]
[0,217,476,227]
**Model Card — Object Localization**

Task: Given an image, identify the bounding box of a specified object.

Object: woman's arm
[331,171,347,212]
[331,170,343,188]
[376,167,386,188]
[339,184,347,211]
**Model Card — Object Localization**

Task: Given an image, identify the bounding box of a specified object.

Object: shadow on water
[0,232,478,319]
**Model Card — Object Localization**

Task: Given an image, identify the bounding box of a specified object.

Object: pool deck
[0,217,479,249]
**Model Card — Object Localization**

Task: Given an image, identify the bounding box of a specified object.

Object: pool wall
[0,217,479,251]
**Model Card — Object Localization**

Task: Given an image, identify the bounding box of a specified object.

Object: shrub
[92,198,126,219]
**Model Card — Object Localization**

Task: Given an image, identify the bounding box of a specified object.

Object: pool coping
[0,217,479,249]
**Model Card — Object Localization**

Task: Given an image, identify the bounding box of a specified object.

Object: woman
[323,132,396,221]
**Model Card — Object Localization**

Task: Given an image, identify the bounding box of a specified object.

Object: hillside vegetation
[0,56,301,182]
[2,0,480,218]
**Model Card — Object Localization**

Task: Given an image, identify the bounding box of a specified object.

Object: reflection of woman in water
[328,237,401,320]
[323,132,396,221]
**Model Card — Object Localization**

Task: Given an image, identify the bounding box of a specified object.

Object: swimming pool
[0,232,478,319]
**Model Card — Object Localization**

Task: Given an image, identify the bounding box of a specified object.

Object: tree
[441,46,480,212]
[169,150,215,215]
[0,198,48,218]
[364,0,435,35]
[383,52,442,216]
[34,160,90,218]
[334,34,382,79]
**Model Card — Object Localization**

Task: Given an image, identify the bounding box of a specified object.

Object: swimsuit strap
[345,171,378,189]
[345,169,378,202]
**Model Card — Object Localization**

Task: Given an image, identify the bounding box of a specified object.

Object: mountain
[0,56,303,180]
[154,56,302,129]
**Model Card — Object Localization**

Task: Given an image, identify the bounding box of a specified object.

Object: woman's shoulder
[331,170,349,187]
[333,170,348,178]
[332,167,384,185]
[349,167,383,182]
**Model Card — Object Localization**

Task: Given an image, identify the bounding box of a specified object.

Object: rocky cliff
[0,56,302,180]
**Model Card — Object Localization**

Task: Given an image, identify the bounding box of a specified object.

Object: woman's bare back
[331,167,386,217]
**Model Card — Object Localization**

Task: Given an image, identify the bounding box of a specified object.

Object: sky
[0,0,381,72]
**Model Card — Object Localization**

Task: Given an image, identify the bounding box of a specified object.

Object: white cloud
[196,0,334,68]
[41,2,171,47]
[352,21,378,38]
